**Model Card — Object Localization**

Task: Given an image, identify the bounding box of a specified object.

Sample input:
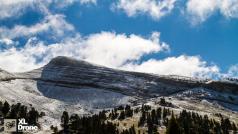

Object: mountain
[0,56,238,131]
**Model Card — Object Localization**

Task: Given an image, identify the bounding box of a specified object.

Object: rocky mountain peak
[47,56,92,67]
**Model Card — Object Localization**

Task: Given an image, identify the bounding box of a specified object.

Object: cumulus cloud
[0,0,235,78]
[79,32,169,67]
[226,64,238,78]
[0,38,14,46]
[0,36,79,72]
[0,31,222,79]
[186,0,217,23]
[0,0,50,19]
[186,0,238,24]
[0,0,96,19]
[0,32,168,72]
[113,0,176,20]
[122,55,219,78]
[0,14,74,40]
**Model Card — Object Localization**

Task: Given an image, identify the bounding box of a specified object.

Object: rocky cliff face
[19,56,238,98]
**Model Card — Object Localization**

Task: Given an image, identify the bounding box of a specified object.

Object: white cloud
[0,32,168,72]
[0,31,222,79]
[0,0,50,19]
[113,0,176,20]
[0,36,80,72]
[226,64,238,78]
[0,14,74,40]
[186,0,238,24]
[79,32,169,67]
[0,0,96,19]
[0,38,14,46]
[220,0,238,18]
[122,55,219,78]
[186,0,217,23]
[80,0,97,5]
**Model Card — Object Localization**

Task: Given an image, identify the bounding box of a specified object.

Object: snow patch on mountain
[173,88,238,111]
[0,79,134,117]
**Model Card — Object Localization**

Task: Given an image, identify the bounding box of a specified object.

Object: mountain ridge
[1,56,238,97]
[0,56,238,131]
[0,56,237,110]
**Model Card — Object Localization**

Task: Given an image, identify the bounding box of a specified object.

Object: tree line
[166,110,237,134]
[51,110,136,134]
[52,98,237,134]
[1,99,237,134]
[0,100,43,131]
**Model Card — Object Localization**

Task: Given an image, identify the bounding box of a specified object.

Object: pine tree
[28,107,39,125]
[213,121,222,134]
[160,98,166,106]
[9,104,17,118]
[156,107,162,125]
[147,113,153,134]
[69,114,80,133]
[0,101,3,114]
[232,122,237,134]
[166,113,181,134]
[151,109,158,125]
[19,105,27,119]
[125,105,133,117]
[61,111,69,133]
[201,115,210,134]
[119,111,126,120]
[2,101,10,117]
[111,109,119,120]
[138,110,146,126]
[221,118,232,134]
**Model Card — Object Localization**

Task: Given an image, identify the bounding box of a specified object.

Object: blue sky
[0,0,237,79]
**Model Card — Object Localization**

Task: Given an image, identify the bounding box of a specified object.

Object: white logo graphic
[4,119,17,132]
